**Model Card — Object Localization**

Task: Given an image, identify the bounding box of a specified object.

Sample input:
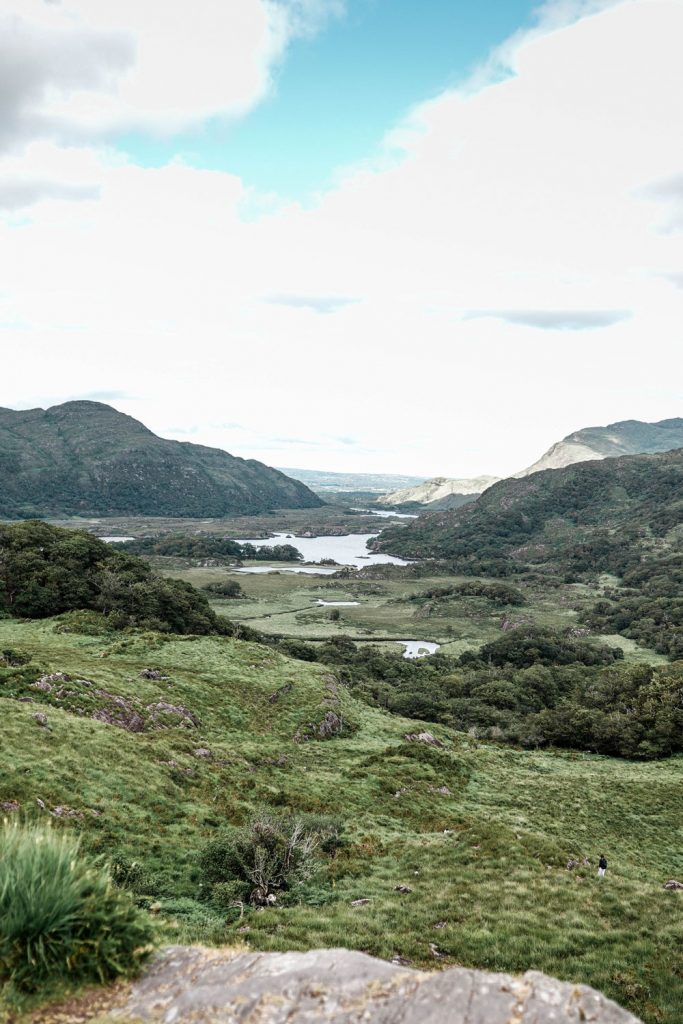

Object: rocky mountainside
[377,447,683,571]
[0,402,323,517]
[381,475,501,506]
[381,418,683,508]
[515,417,683,478]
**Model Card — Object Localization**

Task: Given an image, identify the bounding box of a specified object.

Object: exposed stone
[404,731,444,747]
[394,885,413,894]
[295,711,344,742]
[31,680,53,692]
[51,805,82,818]
[194,748,213,759]
[33,711,49,727]
[267,683,293,704]
[350,899,371,907]
[146,702,200,728]
[663,879,683,889]
[116,946,642,1024]
[92,692,146,733]
[36,672,71,685]
[140,668,169,680]
[0,800,20,812]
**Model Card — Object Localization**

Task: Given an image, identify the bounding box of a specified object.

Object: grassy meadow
[1,616,681,1022]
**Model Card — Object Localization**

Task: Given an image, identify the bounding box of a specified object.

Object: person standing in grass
[598,854,607,877]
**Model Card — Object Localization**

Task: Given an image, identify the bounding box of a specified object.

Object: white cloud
[0,0,344,149]
[0,0,682,476]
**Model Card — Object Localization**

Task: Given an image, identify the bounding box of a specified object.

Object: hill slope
[381,417,683,508]
[515,417,683,477]
[381,475,501,506]
[377,448,683,572]
[0,402,322,517]
[0,617,681,1022]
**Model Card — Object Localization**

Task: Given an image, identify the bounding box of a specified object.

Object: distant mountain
[277,467,428,494]
[515,417,683,477]
[381,417,683,507]
[0,402,323,518]
[381,475,501,507]
[377,447,683,572]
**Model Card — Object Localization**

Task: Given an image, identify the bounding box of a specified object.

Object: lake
[351,508,418,520]
[398,641,440,659]
[232,532,409,571]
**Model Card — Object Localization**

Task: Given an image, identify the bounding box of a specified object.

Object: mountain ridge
[0,401,323,518]
[377,446,683,572]
[380,417,683,506]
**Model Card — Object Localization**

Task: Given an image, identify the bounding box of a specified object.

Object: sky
[1,0,682,478]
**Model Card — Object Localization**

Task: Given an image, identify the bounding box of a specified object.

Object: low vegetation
[0,617,681,1022]
[122,535,303,562]
[0,822,154,995]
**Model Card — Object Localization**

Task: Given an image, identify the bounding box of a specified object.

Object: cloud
[0,0,344,153]
[71,390,135,402]
[0,180,99,210]
[0,0,682,477]
[0,3,134,152]
[641,172,683,233]
[469,310,630,330]
[265,294,358,314]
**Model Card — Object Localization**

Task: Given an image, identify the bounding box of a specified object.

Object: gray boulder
[118,946,641,1024]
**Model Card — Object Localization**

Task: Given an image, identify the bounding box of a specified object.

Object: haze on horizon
[1,0,682,479]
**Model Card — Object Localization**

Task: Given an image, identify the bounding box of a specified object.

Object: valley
[1,427,681,1024]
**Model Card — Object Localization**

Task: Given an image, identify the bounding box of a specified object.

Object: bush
[199,810,342,907]
[201,580,243,599]
[0,823,155,993]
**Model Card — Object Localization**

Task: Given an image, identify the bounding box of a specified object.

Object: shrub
[199,810,342,907]
[0,823,155,993]
[201,580,243,599]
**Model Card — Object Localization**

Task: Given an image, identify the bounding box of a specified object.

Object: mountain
[381,475,501,506]
[381,418,683,508]
[515,417,683,477]
[0,402,323,518]
[377,447,683,573]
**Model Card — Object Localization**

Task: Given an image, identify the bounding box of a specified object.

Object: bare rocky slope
[381,417,683,507]
[381,475,501,506]
[514,417,683,478]
[117,946,642,1023]
[0,401,323,517]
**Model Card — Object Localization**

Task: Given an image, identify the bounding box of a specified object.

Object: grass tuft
[0,822,155,994]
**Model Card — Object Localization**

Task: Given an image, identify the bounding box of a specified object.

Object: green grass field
[1,617,681,1022]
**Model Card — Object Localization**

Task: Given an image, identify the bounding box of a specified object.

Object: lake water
[398,641,440,659]
[102,536,135,543]
[352,508,418,519]
[316,600,360,606]
[233,565,338,576]
[232,532,409,571]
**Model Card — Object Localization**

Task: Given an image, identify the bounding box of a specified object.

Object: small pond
[397,640,440,659]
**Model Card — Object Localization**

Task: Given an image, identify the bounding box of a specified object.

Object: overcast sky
[1,0,682,477]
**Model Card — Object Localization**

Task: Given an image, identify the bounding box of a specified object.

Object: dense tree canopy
[0,521,227,634]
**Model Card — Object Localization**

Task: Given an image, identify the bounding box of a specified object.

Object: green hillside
[0,402,322,517]
[1,617,682,1023]
[378,448,683,574]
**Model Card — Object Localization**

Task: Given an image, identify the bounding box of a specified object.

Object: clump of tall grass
[0,822,155,993]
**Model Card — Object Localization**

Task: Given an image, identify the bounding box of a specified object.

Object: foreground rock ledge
[116,946,642,1024]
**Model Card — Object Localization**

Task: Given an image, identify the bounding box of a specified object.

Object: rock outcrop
[116,946,642,1024]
